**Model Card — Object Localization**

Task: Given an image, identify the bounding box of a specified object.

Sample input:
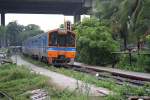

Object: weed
[0,64,89,100]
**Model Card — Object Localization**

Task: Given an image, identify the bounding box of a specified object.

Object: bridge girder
[0,0,92,15]
[0,0,93,25]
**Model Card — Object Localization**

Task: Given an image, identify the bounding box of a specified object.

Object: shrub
[75,18,119,66]
[118,53,150,72]
[142,55,150,72]
[146,35,150,48]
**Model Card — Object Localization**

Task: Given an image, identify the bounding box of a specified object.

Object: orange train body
[48,51,76,58]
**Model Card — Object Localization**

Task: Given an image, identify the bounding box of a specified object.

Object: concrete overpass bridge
[0,0,93,25]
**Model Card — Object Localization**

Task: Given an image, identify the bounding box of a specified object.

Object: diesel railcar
[22,28,76,65]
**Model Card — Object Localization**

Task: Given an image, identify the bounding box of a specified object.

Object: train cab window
[49,31,75,47]
[50,32,57,46]
[67,32,75,47]
[58,35,66,46]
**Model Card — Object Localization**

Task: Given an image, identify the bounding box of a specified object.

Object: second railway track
[65,62,150,87]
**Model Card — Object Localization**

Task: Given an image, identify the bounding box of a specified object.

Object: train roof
[23,28,76,43]
[48,28,76,35]
[23,32,47,43]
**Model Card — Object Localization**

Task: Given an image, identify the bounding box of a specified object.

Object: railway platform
[73,62,150,82]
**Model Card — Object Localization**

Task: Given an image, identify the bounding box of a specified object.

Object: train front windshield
[58,35,66,46]
[66,33,75,47]
[50,31,75,47]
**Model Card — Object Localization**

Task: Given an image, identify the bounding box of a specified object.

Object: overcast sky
[0,14,90,32]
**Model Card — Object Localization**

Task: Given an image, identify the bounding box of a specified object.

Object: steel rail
[65,64,149,87]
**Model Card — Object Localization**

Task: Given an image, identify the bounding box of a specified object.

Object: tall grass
[0,64,90,100]
[0,64,50,99]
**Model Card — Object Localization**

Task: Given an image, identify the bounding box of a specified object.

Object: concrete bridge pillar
[1,12,5,26]
[74,14,81,24]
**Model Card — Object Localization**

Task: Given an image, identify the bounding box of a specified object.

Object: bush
[146,35,150,48]
[75,18,119,66]
[118,53,150,72]
[142,56,150,72]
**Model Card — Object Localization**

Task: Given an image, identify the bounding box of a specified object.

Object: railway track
[0,91,12,100]
[66,63,150,87]
[64,65,150,99]
[22,55,149,87]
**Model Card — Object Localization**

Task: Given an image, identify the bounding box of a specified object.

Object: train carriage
[22,28,76,66]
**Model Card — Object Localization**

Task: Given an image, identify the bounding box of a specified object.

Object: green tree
[94,0,122,19]
[75,18,119,65]
[94,0,146,49]
[59,24,64,28]
[6,21,24,46]
[20,24,44,42]
[1,21,44,47]
[135,0,150,36]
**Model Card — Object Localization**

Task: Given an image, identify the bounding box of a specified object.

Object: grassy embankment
[22,55,150,100]
[0,64,91,100]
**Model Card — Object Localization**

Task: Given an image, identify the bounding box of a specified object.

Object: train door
[43,35,47,56]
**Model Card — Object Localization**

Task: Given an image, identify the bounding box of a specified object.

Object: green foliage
[135,0,150,35]
[6,21,24,46]
[75,18,119,65]
[118,53,150,72]
[59,24,64,28]
[94,0,150,47]
[146,35,150,48]
[94,0,122,19]
[137,54,150,72]
[93,0,150,71]
[20,24,44,42]
[0,21,44,47]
